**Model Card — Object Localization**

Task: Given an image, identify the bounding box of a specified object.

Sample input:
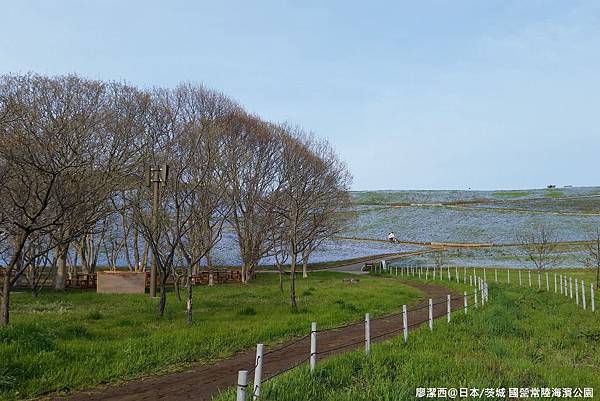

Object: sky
[1,1,600,191]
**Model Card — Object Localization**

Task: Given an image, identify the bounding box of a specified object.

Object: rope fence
[380,262,597,314]
[235,282,489,400]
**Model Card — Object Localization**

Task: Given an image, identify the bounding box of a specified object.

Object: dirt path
[52,281,462,401]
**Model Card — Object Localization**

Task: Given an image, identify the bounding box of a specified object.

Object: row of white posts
[383,263,493,296]
[385,262,596,314]
[236,277,489,400]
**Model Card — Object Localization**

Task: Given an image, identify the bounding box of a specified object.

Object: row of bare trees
[0,74,351,326]
[517,226,600,289]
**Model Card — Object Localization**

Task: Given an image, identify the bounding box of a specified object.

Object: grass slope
[215,284,600,401]
[0,272,421,400]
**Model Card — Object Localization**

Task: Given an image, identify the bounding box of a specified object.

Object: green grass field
[214,282,600,401]
[0,272,421,400]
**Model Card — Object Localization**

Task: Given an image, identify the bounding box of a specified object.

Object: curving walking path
[53,281,462,401]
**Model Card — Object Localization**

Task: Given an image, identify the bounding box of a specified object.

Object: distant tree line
[0,74,352,326]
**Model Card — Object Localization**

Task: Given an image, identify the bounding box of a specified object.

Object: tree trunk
[158,273,167,318]
[1,234,28,326]
[174,274,182,302]
[290,252,297,310]
[186,265,193,326]
[142,243,149,272]
[133,228,141,271]
[277,263,284,293]
[302,254,309,279]
[241,260,253,284]
[206,250,213,270]
[54,243,69,291]
[1,269,11,326]
[207,251,214,286]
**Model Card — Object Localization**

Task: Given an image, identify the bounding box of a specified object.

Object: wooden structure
[66,273,97,289]
[190,269,247,285]
[97,271,146,294]
[362,263,374,272]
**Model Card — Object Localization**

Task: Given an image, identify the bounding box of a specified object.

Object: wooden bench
[190,269,245,285]
[66,273,97,289]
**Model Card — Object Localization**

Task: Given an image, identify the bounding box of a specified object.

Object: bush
[238,307,256,316]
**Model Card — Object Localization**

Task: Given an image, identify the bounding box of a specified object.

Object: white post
[484,280,488,302]
[469,275,472,287]
[591,284,596,312]
[382,260,387,273]
[463,267,467,284]
[528,270,531,287]
[474,288,478,309]
[495,269,498,283]
[560,274,563,295]
[565,276,569,297]
[236,370,248,401]
[484,281,488,304]
[582,280,586,310]
[402,305,408,343]
[310,322,317,372]
[507,269,510,284]
[537,272,541,289]
[447,294,451,323]
[545,272,549,292]
[455,266,459,283]
[425,267,428,280]
[570,276,573,299]
[447,266,451,281]
[575,278,579,306]
[554,273,557,293]
[428,298,433,331]
[519,270,522,286]
[464,291,468,314]
[364,313,370,355]
[418,268,421,279]
[253,344,264,400]
[480,279,485,306]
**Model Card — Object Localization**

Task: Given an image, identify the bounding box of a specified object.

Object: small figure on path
[388,231,399,243]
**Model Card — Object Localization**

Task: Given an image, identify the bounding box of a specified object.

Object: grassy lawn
[215,282,600,401]
[0,272,421,400]
[491,190,531,198]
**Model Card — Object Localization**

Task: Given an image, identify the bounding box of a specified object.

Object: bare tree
[271,128,351,309]
[581,228,600,289]
[297,138,351,278]
[0,73,353,325]
[225,114,281,283]
[269,215,290,293]
[21,234,56,297]
[0,74,144,325]
[73,222,106,274]
[131,84,236,321]
[432,250,447,270]
[517,226,560,271]
[171,83,235,325]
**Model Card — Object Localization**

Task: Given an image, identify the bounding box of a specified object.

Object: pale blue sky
[1,1,599,190]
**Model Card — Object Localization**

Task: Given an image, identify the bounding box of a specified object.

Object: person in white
[388,231,398,243]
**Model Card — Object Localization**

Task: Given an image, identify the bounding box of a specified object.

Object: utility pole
[147,164,168,298]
